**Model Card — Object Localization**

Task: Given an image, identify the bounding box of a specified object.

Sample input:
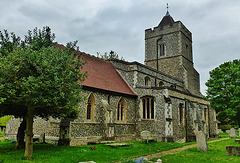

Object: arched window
[142,96,154,120]
[86,94,95,120]
[179,103,184,125]
[203,108,207,121]
[159,81,164,87]
[117,97,126,122]
[145,77,151,86]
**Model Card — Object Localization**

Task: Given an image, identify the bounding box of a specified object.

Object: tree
[206,59,240,127]
[0,27,56,149]
[0,28,86,160]
[97,50,125,61]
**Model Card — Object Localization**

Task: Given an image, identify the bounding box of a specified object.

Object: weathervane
[166,3,170,16]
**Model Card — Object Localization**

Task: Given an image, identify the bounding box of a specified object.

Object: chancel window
[158,44,165,56]
[142,97,154,120]
[86,94,95,120]
[117,98,126,121]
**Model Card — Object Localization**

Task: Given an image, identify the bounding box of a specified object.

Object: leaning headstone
[39,133,45,143]
[196,130,208,152]
[229,128,237,138]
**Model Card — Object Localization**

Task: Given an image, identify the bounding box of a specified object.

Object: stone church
[5,11,218,145]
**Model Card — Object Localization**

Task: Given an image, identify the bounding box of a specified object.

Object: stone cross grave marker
[229,128,237,138]
[196,130,208,152]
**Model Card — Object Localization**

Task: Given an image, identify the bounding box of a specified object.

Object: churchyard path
[140,138,229,160]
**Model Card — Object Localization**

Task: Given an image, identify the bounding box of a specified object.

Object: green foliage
[0,116,11,126]
[0,46,86,119]
[0,27,86,119]
[97,50,125,61]
[206,59,240,126]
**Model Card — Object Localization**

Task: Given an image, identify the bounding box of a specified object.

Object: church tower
[145,8,201,96]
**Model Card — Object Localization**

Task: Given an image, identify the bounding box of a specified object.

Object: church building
[5,10,218,145]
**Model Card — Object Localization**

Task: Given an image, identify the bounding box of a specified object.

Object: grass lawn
[153,137,240,163]
[0,140,194,163]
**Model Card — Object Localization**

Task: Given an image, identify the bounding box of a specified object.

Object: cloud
[1,0,239,95]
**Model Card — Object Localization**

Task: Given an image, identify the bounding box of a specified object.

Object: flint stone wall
[70,89,137,146]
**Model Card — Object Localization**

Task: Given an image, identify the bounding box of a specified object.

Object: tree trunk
[24,107,34,160]
[16,117,26,149]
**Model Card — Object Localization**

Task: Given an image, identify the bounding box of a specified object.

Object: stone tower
[145,10,201,96]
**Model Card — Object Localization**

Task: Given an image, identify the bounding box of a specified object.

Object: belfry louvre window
[145,77,151,86]
[158,44,165,56]
[117,98,126,121]
[142,97,154,120]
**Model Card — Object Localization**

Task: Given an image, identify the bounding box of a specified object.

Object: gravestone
[226,146,240,156]
[229,128,237,138]
[226,130,230,134]
[217,129,223,134]
[196,130,208,152]
[39,133,45,143]
[234,139,240,144]
[156,159,162,163]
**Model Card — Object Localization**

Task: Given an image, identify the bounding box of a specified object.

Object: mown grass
[152,137,240,163]
[0,140,194,163]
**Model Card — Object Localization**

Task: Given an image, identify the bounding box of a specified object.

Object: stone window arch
[159,81,164,87]
[179,103,184,125]
[141,96,155,120]
[86,93,95,121]
[116,97,126,122]
[145,77,151,86]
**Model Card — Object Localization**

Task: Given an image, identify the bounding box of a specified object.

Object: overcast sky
[1,0,239,95]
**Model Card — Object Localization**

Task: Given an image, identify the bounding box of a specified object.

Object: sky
[1,0,239,95]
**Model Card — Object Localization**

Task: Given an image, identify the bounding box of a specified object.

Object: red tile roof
[81,53,137,96]
[54,43,137,96]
